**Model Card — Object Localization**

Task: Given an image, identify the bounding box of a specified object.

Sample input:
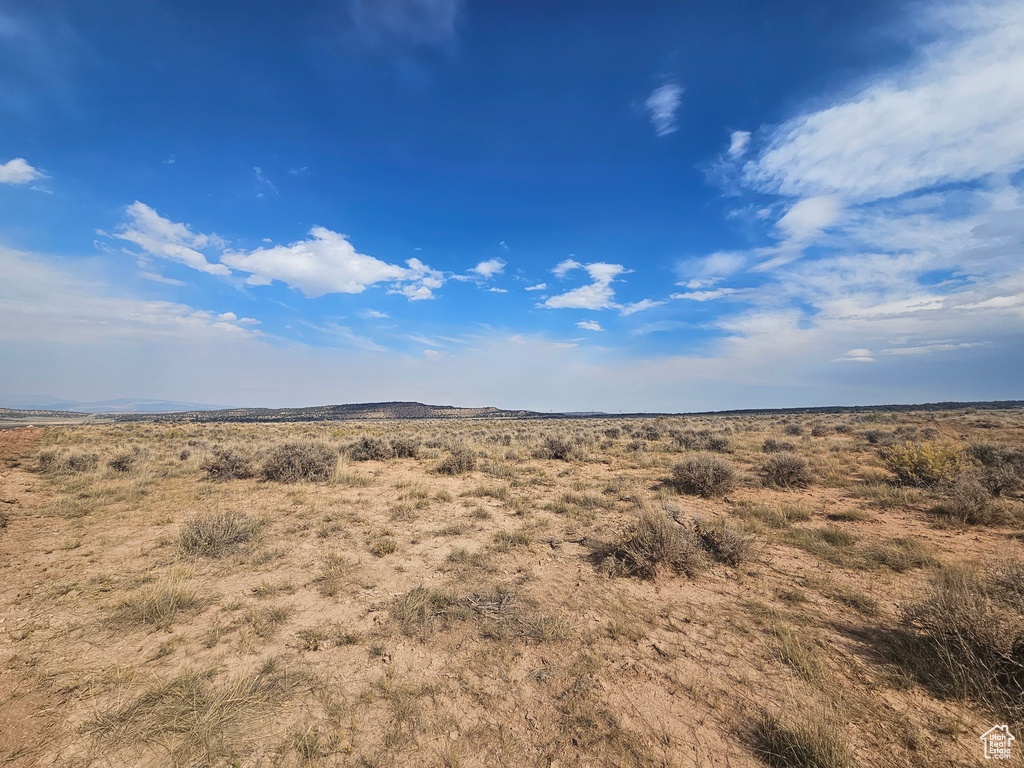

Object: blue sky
[1,0,1023,411]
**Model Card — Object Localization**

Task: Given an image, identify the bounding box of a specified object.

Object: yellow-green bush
[880,440,965,486]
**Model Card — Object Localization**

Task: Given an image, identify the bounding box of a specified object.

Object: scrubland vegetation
[1,407,1023,766]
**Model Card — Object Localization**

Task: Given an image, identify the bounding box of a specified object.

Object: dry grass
[9,408,1024,767]
[178,509,263,556]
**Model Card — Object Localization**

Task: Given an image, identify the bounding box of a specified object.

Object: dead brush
[761,452,815,489]
[83,663,301,765]
[435,444,477,475]
[600,503,706,579]
[178,509,263,556]
[751,707,855,768]
[932,472,1021,526]
[36,449,99,474]
[690,516,756,565]
[260,440,337,482]
[108,446,147,473]
[200,446,256,481]
[670,453,738,497]
[891,562,1024,714]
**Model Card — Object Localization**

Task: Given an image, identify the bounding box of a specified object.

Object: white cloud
[728,131,751,158]
[525,283,547,291]
[488,287,508,293]
[619,299,665,316]
[423,348,444,360]
[576,320,603,331]
[543,262,626,310]
[359,308,389,319]
[348,0,462,46]
[470,257,506,279]
[0,157,44,184]
[744,1,1024,202]
[254,166,278,196]
[223,229,444,300]
[0,246,260,344]
[139,271,186,286]
[679,251,746,286]
[645,82,684,137]
[114,202,231,277]
[671,288,739,302]
[833,349,876,363]
[114,204,446,300]
[775,195,844,241]
[552,259,582,278]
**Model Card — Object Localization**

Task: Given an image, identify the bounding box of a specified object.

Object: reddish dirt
[0,427,54,768]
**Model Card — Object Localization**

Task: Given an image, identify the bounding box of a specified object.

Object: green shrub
[389,436,420,459]
[880,440,964,487]
[670,453,737,497]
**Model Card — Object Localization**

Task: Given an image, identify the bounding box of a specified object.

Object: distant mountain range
[0,395,227,413]
[2,396,1023,423]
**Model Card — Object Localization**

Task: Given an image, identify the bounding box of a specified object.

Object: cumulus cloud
[0,157,44,184]
[113,203,446,300]
[525,283,547,291]
[576,320,603,331]
[470,257,506,279]
[645,82,684,137]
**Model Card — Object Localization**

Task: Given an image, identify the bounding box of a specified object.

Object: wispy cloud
[645,81,683,137]
[727,130,750,158]
[576,320,603,331]
[743,2,1024,202]
[113,202,230,277]
[254,166,278,197]
[347,0,462,46]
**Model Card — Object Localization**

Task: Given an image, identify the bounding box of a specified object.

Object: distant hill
[110,401,543,423]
